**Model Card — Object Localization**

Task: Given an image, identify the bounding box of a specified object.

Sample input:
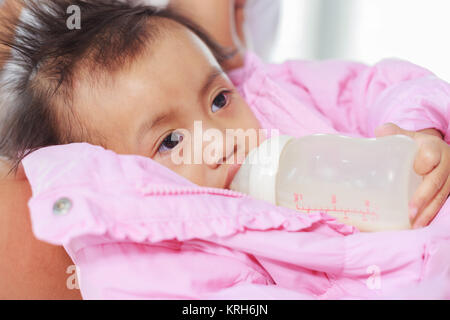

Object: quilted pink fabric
[22,53,450,299]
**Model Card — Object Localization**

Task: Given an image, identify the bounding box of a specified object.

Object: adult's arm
[0,0,22,68]
[170,0,246,70]
[0,1,81,299]
[0,161,82,299]
[282,58,450,141]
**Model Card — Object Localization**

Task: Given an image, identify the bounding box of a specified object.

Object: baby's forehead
[146,19,221,68]
[74,23,223,114]
[75,19,220,93]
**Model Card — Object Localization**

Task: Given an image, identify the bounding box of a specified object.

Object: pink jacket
[22,53,450,299]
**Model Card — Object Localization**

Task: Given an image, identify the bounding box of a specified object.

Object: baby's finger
[409,161,447,219]
[413,139,442,176]
[412,174,450,228]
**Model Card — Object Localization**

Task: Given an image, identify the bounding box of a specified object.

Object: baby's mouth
[224,162,242,189]
[222,145,246,189]
[222,137,264,189]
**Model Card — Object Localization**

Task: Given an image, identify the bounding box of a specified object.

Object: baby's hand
[375,123,450,228]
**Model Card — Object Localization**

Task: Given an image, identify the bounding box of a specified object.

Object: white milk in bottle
[230,134,422,232]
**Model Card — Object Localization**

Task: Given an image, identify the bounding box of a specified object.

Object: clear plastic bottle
[230,134,422,232]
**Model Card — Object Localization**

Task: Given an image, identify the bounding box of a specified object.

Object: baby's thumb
[374,123,415,138]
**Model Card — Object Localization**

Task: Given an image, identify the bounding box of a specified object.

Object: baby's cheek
[155,157,210,187]
[177,164,214,187]
[153,155,181,174]
[233,100,260,129]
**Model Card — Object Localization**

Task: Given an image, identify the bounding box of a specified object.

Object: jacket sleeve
[284,58,450,143]
[72,240,276,300]
[68,214,351,300]
[20,142,355,300]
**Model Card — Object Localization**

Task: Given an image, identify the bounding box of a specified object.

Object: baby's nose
[203,132,237,168]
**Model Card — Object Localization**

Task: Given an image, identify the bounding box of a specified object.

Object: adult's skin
[0,0,82,300]
[0,161,82,299]
[170,0,247,70]
[0,0,245,299]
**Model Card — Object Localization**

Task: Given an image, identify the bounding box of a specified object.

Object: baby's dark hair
[0,0,231,172]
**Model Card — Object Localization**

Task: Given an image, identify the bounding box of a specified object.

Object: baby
[1,0,450,230]
[0,0,263,189]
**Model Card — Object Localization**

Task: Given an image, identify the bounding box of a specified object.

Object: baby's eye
[158,131,184,153]
[211,91,231,113]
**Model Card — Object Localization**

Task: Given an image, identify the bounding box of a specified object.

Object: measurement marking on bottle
[293,193,378,219]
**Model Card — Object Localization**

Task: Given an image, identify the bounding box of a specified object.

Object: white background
[270,0,450,82]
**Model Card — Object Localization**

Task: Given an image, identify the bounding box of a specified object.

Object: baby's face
[74,24,262,189]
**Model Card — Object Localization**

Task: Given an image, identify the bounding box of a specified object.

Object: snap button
[53,198,72,216]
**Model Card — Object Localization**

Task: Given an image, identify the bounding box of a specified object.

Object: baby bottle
[230,134,422,232]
